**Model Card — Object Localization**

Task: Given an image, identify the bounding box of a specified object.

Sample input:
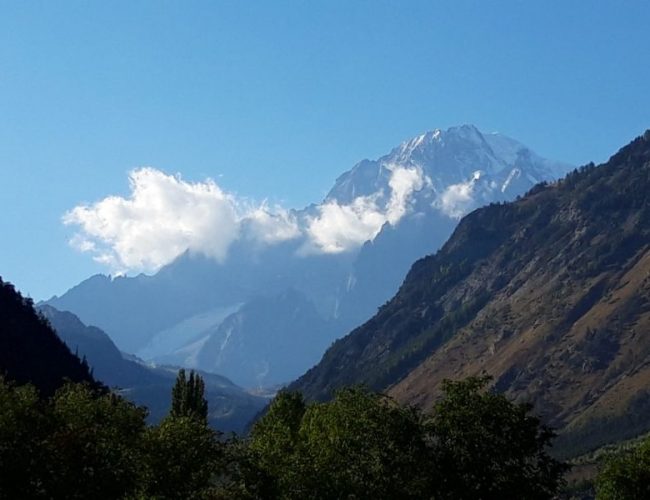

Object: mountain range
[44,125,571,389]
[292,130,650,457]
[7,125,650,463]
[38,305,266,433]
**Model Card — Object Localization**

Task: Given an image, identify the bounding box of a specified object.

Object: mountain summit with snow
[47,125,572,388]
[327,124,566,219]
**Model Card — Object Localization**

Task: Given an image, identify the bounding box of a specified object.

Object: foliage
[0,371,569,499]
[142,415,223,499]
[0,377,224,499]
[246,380,566,500]
[171,368,208,422]
[248,387,432,499]
[247,390,306,496]
[217,435,276,499]
[296,387,432,499]
[427,376,568,500]
[44,383,148,499]
[596,436,650,499]
[0,377,48,498]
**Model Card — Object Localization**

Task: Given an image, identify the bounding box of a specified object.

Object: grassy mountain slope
[292,131,650,457]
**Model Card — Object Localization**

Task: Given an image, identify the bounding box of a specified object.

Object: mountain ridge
[40,305,267,433]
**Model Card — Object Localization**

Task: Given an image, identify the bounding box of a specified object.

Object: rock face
[292,131,650,457]
[45,125,570,388]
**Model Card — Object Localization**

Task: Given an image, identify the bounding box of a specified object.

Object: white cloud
[64,168,297,273]
[64,165,425,272]
[303,195,386,254]
[302,165,424,254]
[386,165,425,223]
[245,205,301,244]
[436,170,482,219]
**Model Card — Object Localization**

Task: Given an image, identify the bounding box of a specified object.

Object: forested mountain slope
[292,131,650,456]
[0,278,98,396]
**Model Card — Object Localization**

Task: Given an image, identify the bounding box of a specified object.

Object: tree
[140,369,224,498]
[44,383,148,499]
[247,390,306,497]
[0,376,228,499]
[297,387,433,499]
[246,381,567,499]
[142,416,223,499]
[171,369,208,422]
[248,387,432,499]
[215,435,276,500]
[596,437,650,499]
[0,377,48,499]
[426,376,567,500]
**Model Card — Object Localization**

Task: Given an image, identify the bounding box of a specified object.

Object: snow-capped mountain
[45,125,572,388]
[328,124,565,216]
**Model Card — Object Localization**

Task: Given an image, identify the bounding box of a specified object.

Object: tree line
[1,368,646,498]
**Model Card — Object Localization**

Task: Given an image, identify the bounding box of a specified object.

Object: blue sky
[1,1,649,300]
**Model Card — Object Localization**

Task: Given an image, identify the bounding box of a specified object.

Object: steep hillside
[292,131,650,456]
[40,306,267,433]
[0,278,98,396]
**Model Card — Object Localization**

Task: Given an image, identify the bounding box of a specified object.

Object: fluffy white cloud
[302,165,424,254]
[303,196,386,254]
[64,165,425,272]
[436,170,483,219]
[64,168,298,273]
[386,165,425,224]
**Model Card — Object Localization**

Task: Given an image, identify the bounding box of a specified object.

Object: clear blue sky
[1,1,649,300]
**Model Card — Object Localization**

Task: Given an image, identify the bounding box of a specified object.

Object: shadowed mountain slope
[0,278,98,396]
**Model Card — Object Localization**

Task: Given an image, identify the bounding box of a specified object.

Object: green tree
[247,390,306,497]
[142,415,224,499]
[596,437,650,500]
[0,377,48,498]
[427,376,567,500]
[248,387,432,499]
[141,369,225,499]
[215,436,276,500]
[297,387,433,499]
[171,369,208,422]
[44,383,148,499]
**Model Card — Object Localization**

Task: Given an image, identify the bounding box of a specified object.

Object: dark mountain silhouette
[292,130,650,457]
[0,277,98,396]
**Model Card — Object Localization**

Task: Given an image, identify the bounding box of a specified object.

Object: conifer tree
[170,369,208,422]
